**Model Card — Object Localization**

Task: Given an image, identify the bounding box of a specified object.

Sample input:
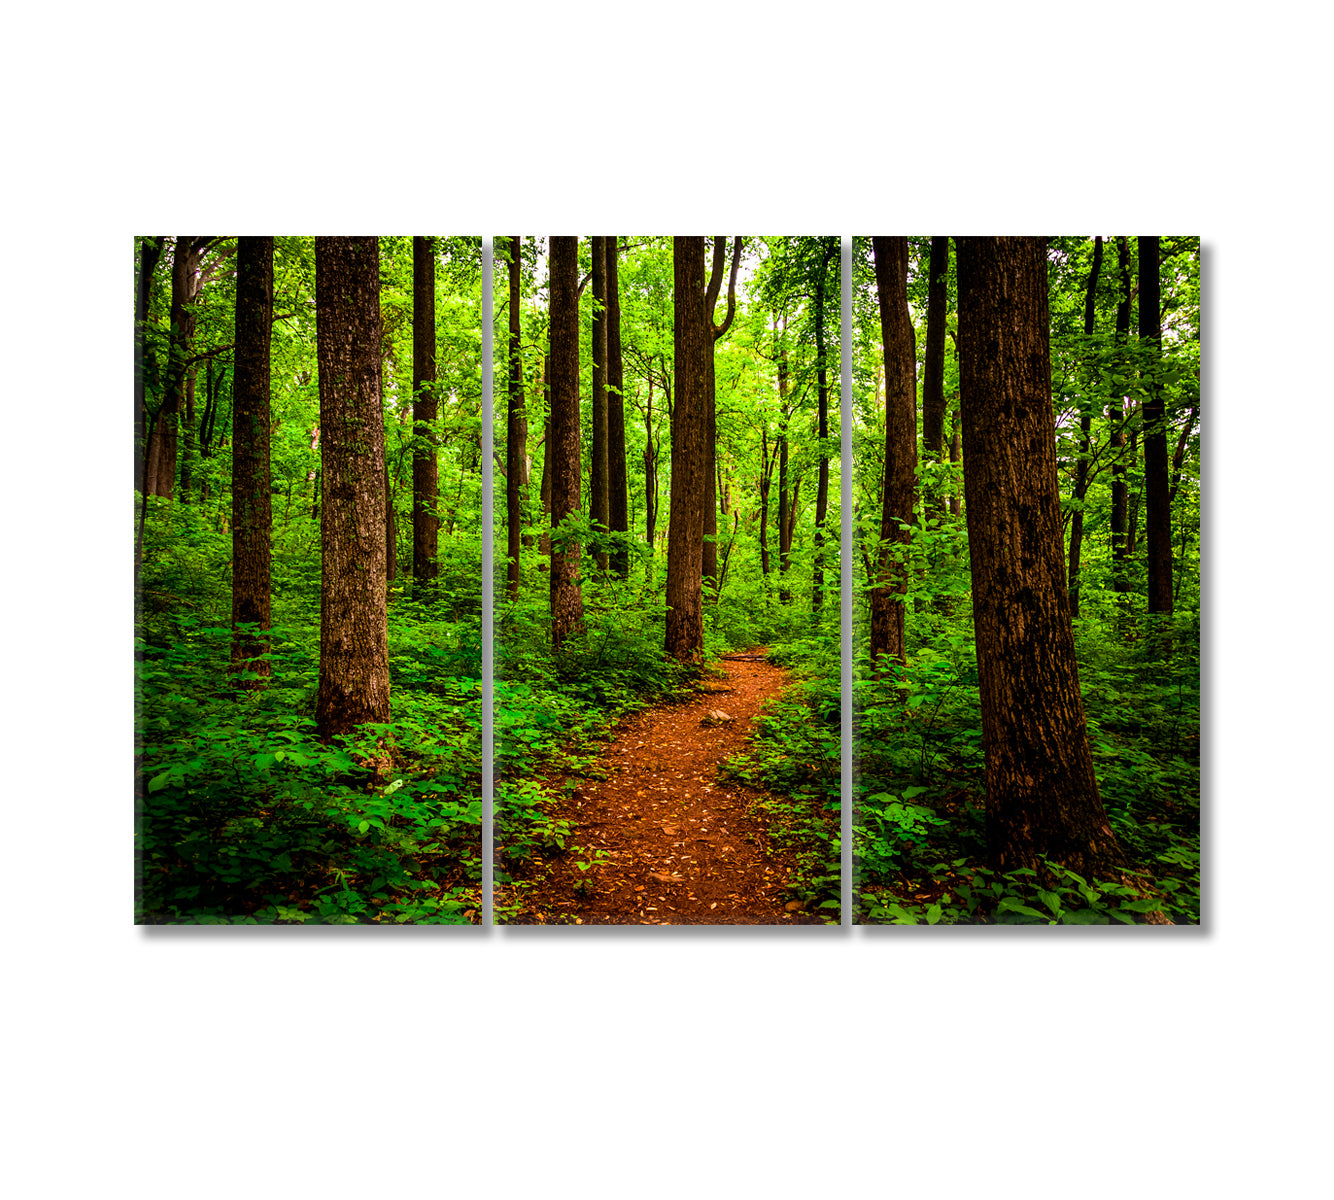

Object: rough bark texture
[590,236,609,572]
[1067,235,1103,618]
[776,316,793,605]
[412,236,439,588]
[505,236,525,601]
[922,236,950,517]
[666,236,707,662]
[1140,235,1173,615]
[956,236,1124,876]
[314,236,391,741]
[606,239,629,577]
[230,237,273,684]
[548,236,585,648]
[870,237,917,666]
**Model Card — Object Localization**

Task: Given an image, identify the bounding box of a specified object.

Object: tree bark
[412,236,440,588]
[548,236,585,648]
[146,237,204,498]
[702,237,742,589]
[505,236,526,601]
[314,236,391,741]
[606,238,629,578]
[135,237,165,495]
[1067,235,1103,619]
[922,236,950,518]
[776,315,793,605]
[589,236,609,573]
[230,236,273,684]
[1140,235,1173,616]
[870,236,917,667]
[666,236,707,662]
[956,236,1124,876]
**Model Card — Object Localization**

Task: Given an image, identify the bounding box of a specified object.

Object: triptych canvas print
[134,234,1200,927]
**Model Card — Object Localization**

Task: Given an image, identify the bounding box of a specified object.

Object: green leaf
[357,820,370,834]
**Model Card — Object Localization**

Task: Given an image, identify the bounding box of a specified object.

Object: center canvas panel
[493,236,842,926]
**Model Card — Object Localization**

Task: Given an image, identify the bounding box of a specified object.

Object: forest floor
[498,651,831,925]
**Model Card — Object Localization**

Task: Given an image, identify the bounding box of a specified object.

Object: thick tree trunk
[666,236,707,662]
[956,236,1124,877]
[230,236,273,685]
[548,236,585,648]
[701,237,741,590]
[1140,236,1173,616]
[606,238,629,578]
[1068,235,1103,619]
[505,236,525,601]
[589,236,609,573]
[412,236,440,588]
[870,236,917,667]
[922,236,949,518]
[314,236,391,741]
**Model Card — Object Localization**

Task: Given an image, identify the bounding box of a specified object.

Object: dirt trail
[501,651,829,925]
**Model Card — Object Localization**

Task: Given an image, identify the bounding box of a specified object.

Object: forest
[132,233,1198,926]
[853,236,1200,924]
[135,236,486,924]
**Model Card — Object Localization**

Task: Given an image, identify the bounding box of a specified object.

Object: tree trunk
[548,236,585,648]
[643,371,657,556]
[147,237,204,498]
[666,236,707,662]
[314,236,391,741]
[948,410,962,517]
[922,236,950,518]
[606,238,629,578]
[776,316,792,605]
[1140,235,1173,616]
[702,237,742,590]
[1067,235,1103,619]
[956,236,1124,877]
[230,236,273,685]
[870,236,917,667]
[505,235,525,601]
[413,235,440,588]
[589,236,609,573]
[135,237,164,495]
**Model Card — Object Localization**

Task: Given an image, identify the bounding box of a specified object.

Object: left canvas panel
[134,236,484,925]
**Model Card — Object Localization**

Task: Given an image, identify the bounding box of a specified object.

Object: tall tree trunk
[922,236,950,519]
[702,237,742,590]
[948,409,962,518]
[1140,235,1173,617]
[548,236,585,648]
[505,235,525,601]
[811,240,835,618]
[147,237,203,498]
[606,238,629,578]
[956,236,1124,876]
[1110,236,1131,596]
[135,237,164,495]
[758,427,772,577]
[644,371,659,556]
[1067,235,1103,619]
[412,235,439,588]
[314,236,391,742]
[589,236,609,573]
[870,236,917,667]
[666,236,707,662]
[230,236,273,685]
[538,355,551,556]
[776,316,792,605]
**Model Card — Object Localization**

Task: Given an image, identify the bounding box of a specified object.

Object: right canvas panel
[853,236,1200,925]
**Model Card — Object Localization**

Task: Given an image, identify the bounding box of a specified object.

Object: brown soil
[497,651,834,925]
